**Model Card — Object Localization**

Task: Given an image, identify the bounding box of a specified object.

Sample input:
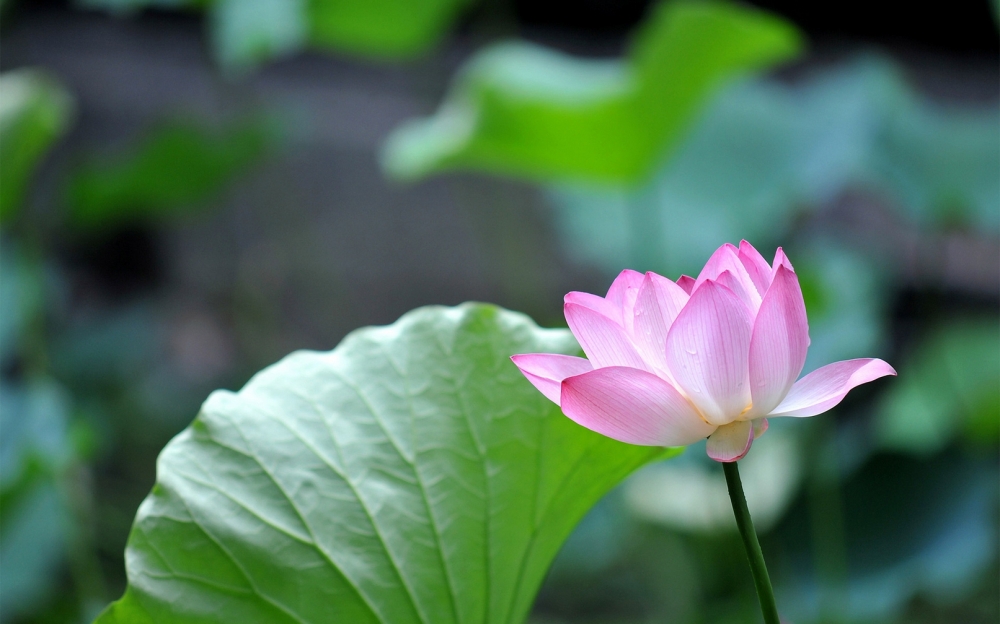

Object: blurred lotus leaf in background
[0,246,84,621]
[0,377,77,621]
[381,0,803,184]
[48,305,162,390]
[876,320,1000,456]
[66,118,273,227]
[97,304,676,624]
[78,0,475,70]
[867,70,1000,231]
[0,69,75,222]
[549,56,1000,278]
[791,243,887,374]
[777,453,997,623]
[0,379,74,504]
[210,0,308,70]
[304,0,475,59]
[0,244,45,364]
[626,423,804,534]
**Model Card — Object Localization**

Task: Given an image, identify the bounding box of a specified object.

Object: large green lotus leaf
[0,69,75,222]
[381,0,802,184]
[875,320,1000,456]
[67,118,271,227]
[95,304,674,623]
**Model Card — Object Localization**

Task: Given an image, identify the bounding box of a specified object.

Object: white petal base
[706,420,754,462]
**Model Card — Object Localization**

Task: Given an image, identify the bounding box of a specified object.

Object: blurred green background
[0,0,997,622]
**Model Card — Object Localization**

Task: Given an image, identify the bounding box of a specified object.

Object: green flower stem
[723,460,781,624]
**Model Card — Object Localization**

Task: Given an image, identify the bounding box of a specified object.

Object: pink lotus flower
[512,241,896,462]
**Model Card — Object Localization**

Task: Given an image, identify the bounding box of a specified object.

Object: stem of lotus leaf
[723,460,781,624]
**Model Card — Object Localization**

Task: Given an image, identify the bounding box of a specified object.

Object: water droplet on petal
[685,347,697,355]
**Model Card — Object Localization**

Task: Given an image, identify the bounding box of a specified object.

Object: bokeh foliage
[548,57,999,276]
[79,0,475,70]
[382,1,803,183]
[0,65,274,622]
[0,70,75,222]
[67,118,272,227]
[877,321,1000,456]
